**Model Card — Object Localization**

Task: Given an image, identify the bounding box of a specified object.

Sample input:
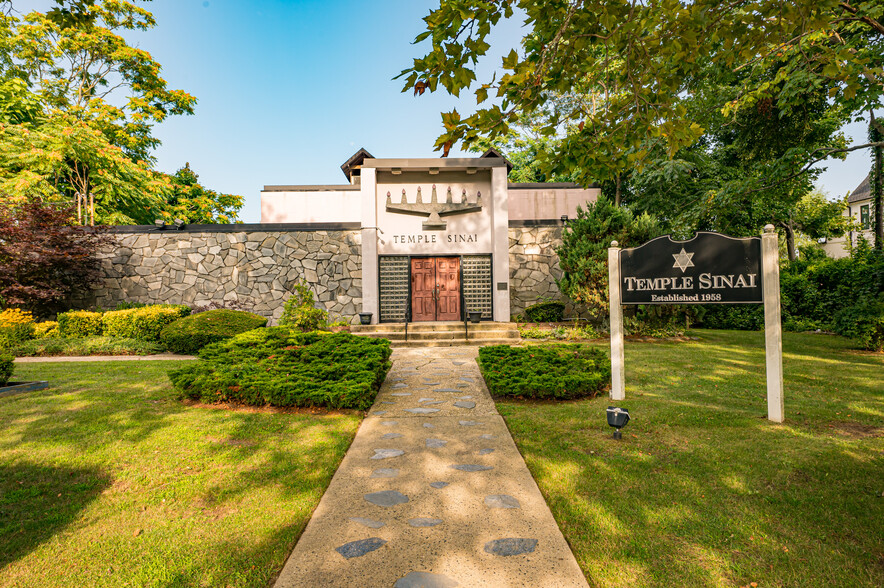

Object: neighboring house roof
[848,174,871,203]
[480,147,514,173]
[340,147,375,180]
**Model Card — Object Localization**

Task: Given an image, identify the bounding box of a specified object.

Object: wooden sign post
[608,225,784,423]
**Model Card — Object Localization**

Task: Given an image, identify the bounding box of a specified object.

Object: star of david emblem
[672,248,695,273]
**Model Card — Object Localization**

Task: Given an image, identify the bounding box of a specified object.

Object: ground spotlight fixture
[173,218,186,230]
[606,406,630,440]
[154,219,166,230]
[560,214,569,224]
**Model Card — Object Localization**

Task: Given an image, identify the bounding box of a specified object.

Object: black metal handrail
[405,294,412,343]
[461,287,468,343]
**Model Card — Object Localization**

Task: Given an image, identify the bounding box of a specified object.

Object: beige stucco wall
[260,189,361,224]
[507,186,600,220]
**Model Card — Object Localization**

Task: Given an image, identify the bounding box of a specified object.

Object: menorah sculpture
[385,185,483,230]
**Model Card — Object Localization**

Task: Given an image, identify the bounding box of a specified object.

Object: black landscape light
[560,214,569,224]
[606,406,630,440]
[154,219,166,230]
[173,218,186,230]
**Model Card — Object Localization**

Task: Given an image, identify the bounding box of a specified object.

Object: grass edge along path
[0,360,362,588]
[496,330,884,588]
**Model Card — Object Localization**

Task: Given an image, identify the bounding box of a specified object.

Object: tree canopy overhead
[398,1,884,192]
[0,1,240,225]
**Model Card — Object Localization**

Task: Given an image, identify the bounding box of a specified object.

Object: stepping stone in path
[456,383,469,388]
[394,571,459,588]
[370,468,399,478]
[364,490,409,507]
[391,392,411,397]
[452,361,466,365]
[392,383,409,389]
[460,377,475,383]
[381,433,403,439]
[349,517,385,529]
[436,388,461,393]
[336,537,386,559]
[478,448,495,455]
[408,518,443,527]
[485,494,520,509]
[457,395,473,400]
[405,407,440,414]
[480,434,496,440]
[454,401,476,409]
[423,423,435,429]
[381,421,398,426]
[459,420,483,427]
[418,397,437,402]
[425,438,447,448]
[371,448,404,460]
[373,410,388,415]
[429,481,449,489]
[381,401,395,405]
[484,538,538,557]
[422,382,440,386]
[421,400,444,406]
[449,464,493,472]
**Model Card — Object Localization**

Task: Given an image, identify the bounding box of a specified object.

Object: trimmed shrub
[0,354,13,385]
[478,344,610,400]
[0,308,35,346]
[57,310,103,338]
[34,321,59,338]
[524,301,565,322]
[168,328,392,410]
[279,282,328,332]
[8,336,165,357]
[160,309,268,354]
[101,305,191,342]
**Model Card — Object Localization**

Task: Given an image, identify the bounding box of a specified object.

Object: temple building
[91,149,598,325]
[260,149,599,323]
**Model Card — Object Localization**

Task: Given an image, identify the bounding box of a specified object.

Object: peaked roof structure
[479,147,513,173]
[340,147,375,181]
[848,174,871,203]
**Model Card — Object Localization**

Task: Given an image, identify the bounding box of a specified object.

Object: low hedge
[0,354,13,385]
[34,321,59,338]
[102,305,191,342]
[478,344,610,400]
[8,336,165,357]
[524,301,565,322]
[160,309,268,354]
[168,329,392,410]
[57,311,103,338]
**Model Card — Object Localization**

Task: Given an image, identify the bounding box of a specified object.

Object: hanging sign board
[608,227,784,423]
[619,233,762,305]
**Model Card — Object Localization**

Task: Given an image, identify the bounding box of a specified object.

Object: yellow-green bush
[101,305,191,342]
[57,311,103,338]
[33,321,59,338]
[0,308,35,346]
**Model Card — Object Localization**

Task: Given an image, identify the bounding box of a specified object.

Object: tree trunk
[782,221,797,261]
[614,173,621,207]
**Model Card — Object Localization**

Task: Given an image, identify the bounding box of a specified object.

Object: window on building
[860,204,870,229]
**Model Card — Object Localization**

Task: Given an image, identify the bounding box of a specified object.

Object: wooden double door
[411,257,461,321]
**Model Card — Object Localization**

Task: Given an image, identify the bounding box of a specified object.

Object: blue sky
[18,0,878,222]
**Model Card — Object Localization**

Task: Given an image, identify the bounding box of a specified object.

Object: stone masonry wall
[508,226,566,318]
[86,230,363,324]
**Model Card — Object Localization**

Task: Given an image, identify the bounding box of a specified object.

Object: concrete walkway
[14,354,196,363]
[274,347,588,588]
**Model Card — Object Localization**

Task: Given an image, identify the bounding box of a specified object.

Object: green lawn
[497,330,884,588]
[0,361,360,588]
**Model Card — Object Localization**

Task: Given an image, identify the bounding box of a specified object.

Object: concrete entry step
[352,322,520,348]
